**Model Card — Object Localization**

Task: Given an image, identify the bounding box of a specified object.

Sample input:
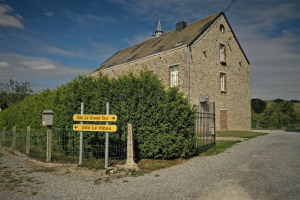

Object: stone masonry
[90,13,251,131]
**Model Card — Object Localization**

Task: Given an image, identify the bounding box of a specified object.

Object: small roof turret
[155,20,163,37]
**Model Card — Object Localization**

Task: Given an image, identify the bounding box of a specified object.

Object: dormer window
[173,41,183,48]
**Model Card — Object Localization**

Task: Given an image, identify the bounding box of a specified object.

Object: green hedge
[0,71,196,159]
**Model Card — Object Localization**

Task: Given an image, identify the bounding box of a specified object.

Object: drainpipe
[187,45,191,103]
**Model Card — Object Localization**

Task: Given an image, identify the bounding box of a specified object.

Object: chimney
[176,20,187,31]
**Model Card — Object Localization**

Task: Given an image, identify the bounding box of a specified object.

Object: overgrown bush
[0,71,196,159]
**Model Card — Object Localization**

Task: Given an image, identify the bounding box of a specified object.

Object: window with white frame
[220,72,226,91]
[170,65,178,87]
[220,43,226,64]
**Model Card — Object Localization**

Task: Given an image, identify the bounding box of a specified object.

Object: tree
[274,98,284,103]
[291,100,299,103]
[259,100,296,126]
[0,79,33,110]
[251,98,266,114]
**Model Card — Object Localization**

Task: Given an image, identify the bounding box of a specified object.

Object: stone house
[90,12,251,131]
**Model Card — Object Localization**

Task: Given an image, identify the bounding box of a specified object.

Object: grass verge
[78,158,126,170]
[216,131,268,139]
[199,140,241,156]
[138,158,187,172]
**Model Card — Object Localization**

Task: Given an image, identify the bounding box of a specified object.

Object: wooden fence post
[12,126,16,150]
[26,126,30,155]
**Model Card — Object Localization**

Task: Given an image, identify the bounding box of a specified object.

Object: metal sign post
[79,102,84,165]
[105,102,109,168]
[73,102,117,168]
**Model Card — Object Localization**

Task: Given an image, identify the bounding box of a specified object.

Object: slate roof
[92,11,249,73]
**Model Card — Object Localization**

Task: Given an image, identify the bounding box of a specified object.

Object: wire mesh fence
[1,111,219,164]
[1,126,127,164]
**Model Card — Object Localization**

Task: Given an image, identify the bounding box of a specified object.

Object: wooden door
[220,109,227,131]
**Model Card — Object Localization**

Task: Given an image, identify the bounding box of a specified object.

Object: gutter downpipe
[187,45,191,103]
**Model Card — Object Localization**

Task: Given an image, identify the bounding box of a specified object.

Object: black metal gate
[195,102,216,149]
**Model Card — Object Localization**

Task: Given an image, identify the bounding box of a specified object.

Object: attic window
[126,54,138,62]
[173,41,183,48]
[131,43,143,54]
[220,24,225,34]
[151,39,163,48]
[153,46,164,54]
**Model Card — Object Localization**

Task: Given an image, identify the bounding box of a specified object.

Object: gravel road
[1,130,299,200]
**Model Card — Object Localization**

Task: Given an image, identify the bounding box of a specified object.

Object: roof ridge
[186,11,222,27]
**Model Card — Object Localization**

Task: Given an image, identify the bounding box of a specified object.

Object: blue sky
[0,0,299,101]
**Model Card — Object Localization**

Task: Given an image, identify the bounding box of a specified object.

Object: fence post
[12,126,16,150]
[212,102,216,146]
[26,126,30,155]
[2,127,5,146]
[124,123,139,170]
[46,126,52,162]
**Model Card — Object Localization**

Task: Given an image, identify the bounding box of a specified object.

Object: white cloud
[0,4,24,29]
[45,11,54,17]
[227,1,300,100]
[122,31,153,46]
[43,46,79,57]
[108,0,224,25]
[15,14,23,20]
[21,61,57,70]
[65,11,116,26]
[0,61,9,68]
[0,53,91,91]
[89,42,119,55]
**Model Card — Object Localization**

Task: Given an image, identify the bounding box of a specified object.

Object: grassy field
[294,103,300,112]
[199,140,241,156]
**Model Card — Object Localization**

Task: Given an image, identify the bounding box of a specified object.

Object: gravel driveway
[1,130,299,200]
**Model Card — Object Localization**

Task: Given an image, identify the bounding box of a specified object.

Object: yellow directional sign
[73,114,117,122]
[73,124,117,132]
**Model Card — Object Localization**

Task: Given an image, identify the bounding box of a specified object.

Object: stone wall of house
[186,15,251,131]
[91,15,251,131]
[94,46,189,88]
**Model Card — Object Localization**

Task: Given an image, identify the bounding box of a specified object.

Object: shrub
[0,71,196,159]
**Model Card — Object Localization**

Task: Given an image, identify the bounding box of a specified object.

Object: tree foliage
[0,71,196,159]
[259,100,296,126]
[251,98,266,114]
[251,98,299,127]
[0,79,33,110]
